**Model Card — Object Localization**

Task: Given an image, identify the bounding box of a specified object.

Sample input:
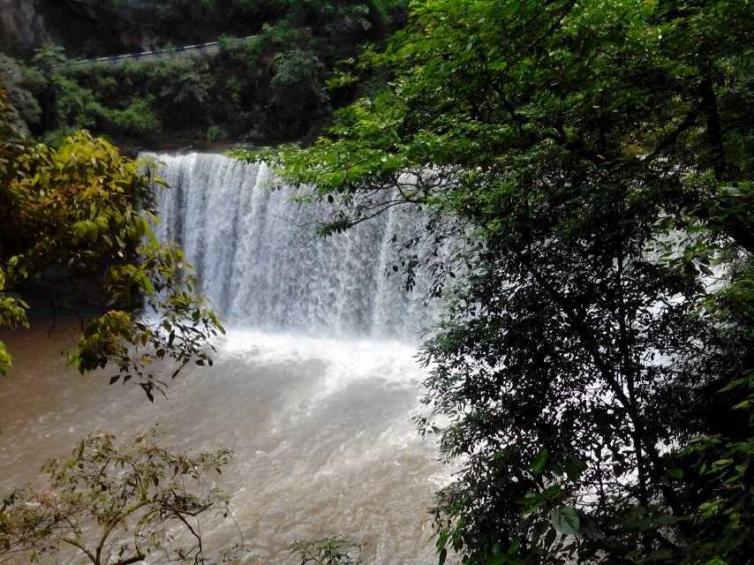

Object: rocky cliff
[0,0,155,57]
[0,0,50,54]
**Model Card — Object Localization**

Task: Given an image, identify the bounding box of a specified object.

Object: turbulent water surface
[0,153,449,563]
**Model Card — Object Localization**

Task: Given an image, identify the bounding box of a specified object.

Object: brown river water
[0,322,450,564]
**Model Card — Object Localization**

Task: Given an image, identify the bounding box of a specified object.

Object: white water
[151,152,439,340]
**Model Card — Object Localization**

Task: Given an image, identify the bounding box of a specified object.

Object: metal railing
[59,35,257,69]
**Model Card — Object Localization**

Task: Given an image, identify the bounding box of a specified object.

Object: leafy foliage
[0,431,234,564]
[7,0,408,145]
[0,105,224,395]
[292,536,362,565]
[279,0,754,562]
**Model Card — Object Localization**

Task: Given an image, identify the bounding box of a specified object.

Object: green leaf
[667,467,684,480]
[530,449,549,474]
[0,341,11,376]
[550,506,580,536]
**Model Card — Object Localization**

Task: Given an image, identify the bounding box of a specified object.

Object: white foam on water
[0,326,449,563]
[220,327,423,391]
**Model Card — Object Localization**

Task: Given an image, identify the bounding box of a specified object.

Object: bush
[0,430,237,564]
[206,124,227,142]
[14,1,408,144]
[291,536,362,565]
[105,97,161,136]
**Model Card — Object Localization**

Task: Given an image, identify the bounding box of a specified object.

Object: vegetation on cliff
[1,0,407,146]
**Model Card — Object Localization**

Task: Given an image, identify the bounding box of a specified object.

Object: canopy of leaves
[278,0,754,563]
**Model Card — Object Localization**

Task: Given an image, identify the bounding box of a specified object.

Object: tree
[291,536,362,565]
[0,431,235,564]
[0,92,223,398]
[275,0,754,562]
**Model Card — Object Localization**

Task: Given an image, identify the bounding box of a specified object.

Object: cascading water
[151,152,439,340]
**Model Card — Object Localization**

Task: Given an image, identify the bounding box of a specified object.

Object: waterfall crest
[150,152,438,340]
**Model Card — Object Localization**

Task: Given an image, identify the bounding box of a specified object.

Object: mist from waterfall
[150,152,440,340]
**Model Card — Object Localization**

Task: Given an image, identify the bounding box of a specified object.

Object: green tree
[0,431,235,564]
[0,93,223,397]
[274,0,754,562]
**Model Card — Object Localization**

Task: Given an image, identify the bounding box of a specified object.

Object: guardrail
[58,35,257,69]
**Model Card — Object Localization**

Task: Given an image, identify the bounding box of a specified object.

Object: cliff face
[0,1,389,59]
[0,0,153,57]
[39,0,149,55]
[0,0,50,54]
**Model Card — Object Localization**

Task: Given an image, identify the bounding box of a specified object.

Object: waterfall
[149,152,440,340]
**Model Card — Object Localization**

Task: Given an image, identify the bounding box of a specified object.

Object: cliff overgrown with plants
[0,0,406,147]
